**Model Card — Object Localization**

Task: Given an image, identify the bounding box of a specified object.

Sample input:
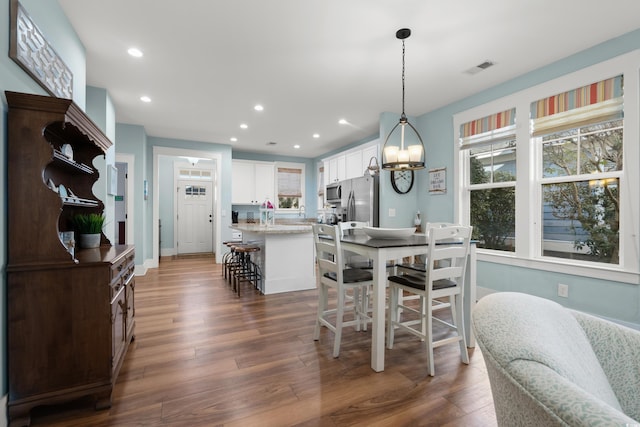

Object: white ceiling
[58,0,640,159]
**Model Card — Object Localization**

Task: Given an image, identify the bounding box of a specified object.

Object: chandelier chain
[401,39,406,117]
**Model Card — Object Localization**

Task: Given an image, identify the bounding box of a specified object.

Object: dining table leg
[371,251,387,372]
[464,242,477,347]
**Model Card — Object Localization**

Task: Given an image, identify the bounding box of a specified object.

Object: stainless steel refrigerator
[339,175,379,226]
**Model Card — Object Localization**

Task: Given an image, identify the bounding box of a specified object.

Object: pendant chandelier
[382,28,425,171]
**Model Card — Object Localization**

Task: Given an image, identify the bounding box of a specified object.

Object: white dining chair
[393,222,454,319]
[386,224,473,376]
[312,223,372,358]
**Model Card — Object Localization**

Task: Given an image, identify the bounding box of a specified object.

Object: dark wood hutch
[5,91,135,426]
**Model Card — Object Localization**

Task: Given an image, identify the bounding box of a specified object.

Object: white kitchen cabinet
[232,160,275,204]
[323,141,379,183]
[254,162,275,203]
[327,155,346,183]
[345,150,363,179]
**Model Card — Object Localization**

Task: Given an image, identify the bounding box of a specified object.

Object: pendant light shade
[382,28,425,171]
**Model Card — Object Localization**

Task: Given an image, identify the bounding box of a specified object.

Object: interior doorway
[115,153,134,246]
[153,147,222,267]
[114,162,128,244]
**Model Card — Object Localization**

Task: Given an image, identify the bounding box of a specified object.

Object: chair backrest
[338,220,369,237]
[423,222,454,238]
[312,223,344,280]
[426,225,472,290]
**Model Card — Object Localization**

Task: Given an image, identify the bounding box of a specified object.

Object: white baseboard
[135,263,149,276]
[160,247,176,257]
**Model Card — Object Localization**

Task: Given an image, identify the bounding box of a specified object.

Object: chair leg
[386,285,398,349]
[333,289,345,358]
[425,296,435,377]
[313,284,327,341]
[353,288,362,332]
[360,285,369,332]
[454,294,469,365]
[420,295,427,342]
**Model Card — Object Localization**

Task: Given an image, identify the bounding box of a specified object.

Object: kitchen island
[230,223,316,294]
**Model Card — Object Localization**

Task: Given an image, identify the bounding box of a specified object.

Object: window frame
[274,161,306,212]
[454,50,640,284]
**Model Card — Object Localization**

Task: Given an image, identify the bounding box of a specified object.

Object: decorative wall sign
[429,167,446,194]
[9,0,73,99]
[108,165,118,196]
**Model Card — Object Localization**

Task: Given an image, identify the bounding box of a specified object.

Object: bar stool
[222,241,242,282]
[232,244,262,296]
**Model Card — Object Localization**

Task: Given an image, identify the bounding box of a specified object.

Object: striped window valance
[531,75,623,119]
[461,108,516,138]
[530,75,623,136]
[459,108,516,148]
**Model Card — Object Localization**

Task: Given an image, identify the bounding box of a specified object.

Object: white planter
[79,233,101,249]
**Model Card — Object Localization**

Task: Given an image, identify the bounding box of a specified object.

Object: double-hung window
[459,109,517,252]
[532,76,623,264]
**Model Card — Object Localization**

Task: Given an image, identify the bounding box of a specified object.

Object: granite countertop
[230,223,313,234]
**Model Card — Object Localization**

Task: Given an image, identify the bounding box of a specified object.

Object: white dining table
[340,234,477,372]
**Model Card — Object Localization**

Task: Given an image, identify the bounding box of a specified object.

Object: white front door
[177,179,213,254]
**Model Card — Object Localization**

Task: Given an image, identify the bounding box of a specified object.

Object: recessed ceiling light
[338,119,348,125]
[230,137,237,142]
[294,144,300,149]
[140,96,151,103]
[240,123,248,129]
[254,105,264,111]
[127,47,143,58]
[313,133,320,139]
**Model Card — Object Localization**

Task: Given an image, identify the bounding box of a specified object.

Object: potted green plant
[73,213,105,248]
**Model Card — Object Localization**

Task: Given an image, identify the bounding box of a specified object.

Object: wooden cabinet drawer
[110,249,135,297]
[110,257,128,283]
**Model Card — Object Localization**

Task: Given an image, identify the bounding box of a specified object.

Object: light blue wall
[416,107,455,223]
[86,86,117,244]
[0,0,86,404]
[411,29,640,327]
[158,156,175,250]
[115,123,148,265]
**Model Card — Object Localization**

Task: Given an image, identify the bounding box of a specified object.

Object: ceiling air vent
[464,60,495,75]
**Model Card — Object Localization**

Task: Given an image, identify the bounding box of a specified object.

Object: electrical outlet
[557,283,569,298]
[389,208,396,217]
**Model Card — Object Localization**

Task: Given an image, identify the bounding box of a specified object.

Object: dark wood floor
[30,255,497,426]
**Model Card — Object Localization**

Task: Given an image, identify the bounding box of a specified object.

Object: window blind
[277,167,302,197]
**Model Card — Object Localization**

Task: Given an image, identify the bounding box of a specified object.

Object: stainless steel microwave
[326,182,342,204]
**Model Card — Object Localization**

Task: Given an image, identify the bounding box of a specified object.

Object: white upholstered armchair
[472,292,640,426]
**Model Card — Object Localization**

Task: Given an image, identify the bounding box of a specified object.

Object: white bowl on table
[362,226,416,239]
